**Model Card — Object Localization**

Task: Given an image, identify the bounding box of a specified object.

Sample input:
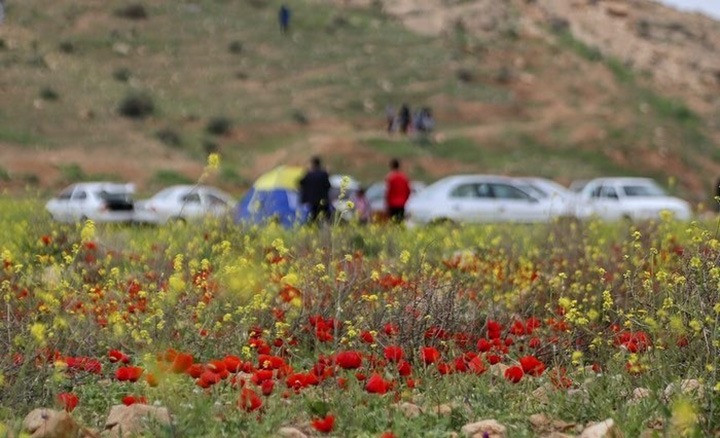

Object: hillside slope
[0,0,718,204]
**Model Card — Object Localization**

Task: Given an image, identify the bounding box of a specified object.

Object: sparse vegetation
[151,169,193,185]
[156,128,183,148]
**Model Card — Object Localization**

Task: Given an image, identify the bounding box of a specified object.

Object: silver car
[134,185,234,224]
[406,175,566,224]
[46,182,135,223]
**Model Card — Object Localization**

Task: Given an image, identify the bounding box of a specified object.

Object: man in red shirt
[385,158,411,222]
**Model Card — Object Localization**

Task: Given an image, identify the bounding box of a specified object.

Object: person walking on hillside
[299,156,332,223]
[278,4,291,35]
[385,158,411,223]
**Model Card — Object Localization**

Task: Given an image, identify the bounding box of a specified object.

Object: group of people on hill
[385,104,435,137]
[298,156,411,224]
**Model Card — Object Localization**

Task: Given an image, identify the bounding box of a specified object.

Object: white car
[406,175,566,224]
[134,185,234,224]
[512,177,576,218]
[45,182,135,223]
[573,177,692,221]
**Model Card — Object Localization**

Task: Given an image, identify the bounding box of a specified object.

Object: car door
[204,192,230,218]
[179,191,204,220]
[490,183,542,222]
[447,182,497,222]
[50,187,75,221]
[591,184,623,220]
[70,188,89,221]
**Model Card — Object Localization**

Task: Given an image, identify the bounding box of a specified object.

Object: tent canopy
[235,166,307,227]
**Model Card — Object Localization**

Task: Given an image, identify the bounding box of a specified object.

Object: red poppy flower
[311,414,335,433]
[420,347,441,365]
[199,370,222,387]
[122,395,148,406]
[223,355,242,373]
[504,366,524,383]
[360,331,375,343]
[109,349,131,364]
[510,320,526,336]
[383,346,404,363]
[238,387,263,412]
[528,337,542,349]
[397,360,412,377]
[115,366,144,382]
[57,392,78,412]
[207,360,229,378]
[487,320,503,339]
[477,338,492,352]
[365,374,390,394]
[258,354,285,370]
[486,354,503,365]
[252,369,274,384]
[261,379,275,396]
[436,362,452,375]
[383,323,399,337]
[467,356,486,375]
[380,432,396,438]
[336,351,363,370]
[171,353,194,373]
[337,377,348,389]
[519,355,545,376]
[454,357,468,373]
[186,363,204,379]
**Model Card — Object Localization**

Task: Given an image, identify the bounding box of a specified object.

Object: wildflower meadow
[0,196,719,437]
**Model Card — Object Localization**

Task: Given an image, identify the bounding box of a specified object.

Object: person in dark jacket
[299,156,332,223]
[278,4,291,34]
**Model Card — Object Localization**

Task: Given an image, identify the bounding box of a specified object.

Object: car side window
[590,185,602,198]
[476,183,492,198]
[599,186,619,199]
[450,184,477,199]
[491,184,531,200]
[72,190,87,200]
[206,194,228,207]
[181,193,201,204]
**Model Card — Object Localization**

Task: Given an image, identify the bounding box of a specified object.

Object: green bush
[205,117,232,136]
[114,4,148,20]
[118,91,155,119]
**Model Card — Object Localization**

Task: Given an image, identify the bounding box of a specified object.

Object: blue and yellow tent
[235,166,307,227]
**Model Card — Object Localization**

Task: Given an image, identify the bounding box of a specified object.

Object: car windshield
[623,183,666,197]
[516,183,548,198]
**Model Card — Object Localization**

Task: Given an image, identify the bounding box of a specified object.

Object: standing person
[278,4,291,35]
[0,0,5,25]
[398,104,411,135]
[385,104,396,134]
[299,156,332,223]
[352,187,371,224]
[385,158,411,222]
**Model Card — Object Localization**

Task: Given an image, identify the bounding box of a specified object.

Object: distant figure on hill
[278,5,291,35]
[299,156,332,223]
[398,104,411,134]
[715,177,720,212]
[385,104,396,134]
